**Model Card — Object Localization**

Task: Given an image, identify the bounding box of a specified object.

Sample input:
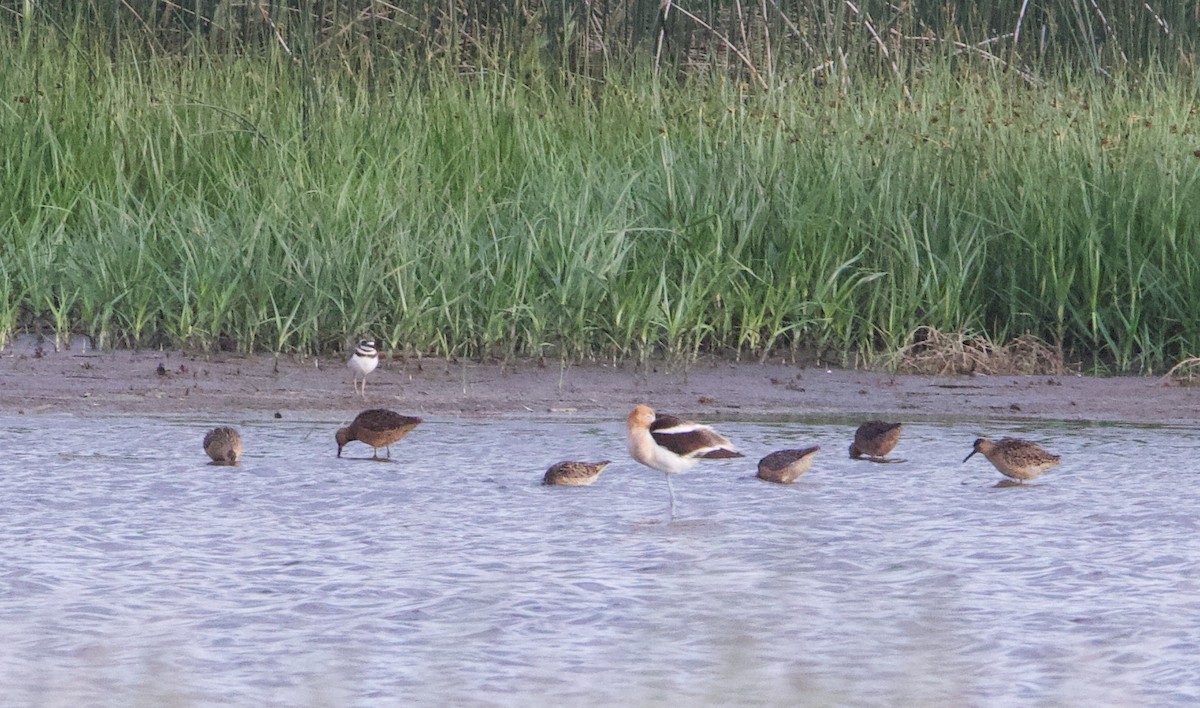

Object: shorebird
[543,460,611,486]
[849,420,904,463]
[347,339,379,399]
[203,426,243,466]
[336,409,422,460]
[757,447,820,484]
[963,437,1060,483]
[625,404,742,518]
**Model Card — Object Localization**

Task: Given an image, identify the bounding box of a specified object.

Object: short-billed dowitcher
[203,426,243,466]
[336,409,422,459]
[348,339,379,399]
[543,460,611,486]
[963,437,1060,483]
[849,421,904,463]
[757,447,820,484]
[626,404,743,518]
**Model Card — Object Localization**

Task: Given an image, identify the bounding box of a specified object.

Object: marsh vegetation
[2,2,1198,370]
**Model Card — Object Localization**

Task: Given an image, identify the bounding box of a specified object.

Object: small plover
[348,339,379,399]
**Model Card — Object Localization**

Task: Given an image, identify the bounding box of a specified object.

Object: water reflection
[0,413,1197,704]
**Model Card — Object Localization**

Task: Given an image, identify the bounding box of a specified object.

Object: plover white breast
[348,339,379,399]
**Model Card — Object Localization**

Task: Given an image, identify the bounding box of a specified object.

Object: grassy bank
[1,33,1198,370]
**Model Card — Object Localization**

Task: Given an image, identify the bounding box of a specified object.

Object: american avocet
[348,339,379,399]
[963,437,1060,483]
[757,447,820,484]
[625,404,742,518]
[336,409,422,460]
[543,460,611,486]
[203,426,243,466]
[849,420,905,463]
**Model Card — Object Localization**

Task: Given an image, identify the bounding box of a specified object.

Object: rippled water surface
[2,412,1199,705]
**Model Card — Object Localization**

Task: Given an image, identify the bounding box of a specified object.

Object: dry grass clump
[888,326,1070,375]
[1001,333,1074,375]
[1162,357,1200,386]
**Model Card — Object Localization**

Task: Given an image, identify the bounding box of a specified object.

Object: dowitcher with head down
[756,447,820,484]
[849,421,904,463]
[336,409,422,460]
[543,460,611,486]
[203,426,243,466]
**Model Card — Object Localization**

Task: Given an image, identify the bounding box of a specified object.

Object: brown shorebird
[963,437,1060,483]
[543,460,611,486]
[626,404,743,518]
[336,409,422,459]
[347,339,379,399]
[849,421,904,463]
[203,426,243,466]
[757,447,820,484]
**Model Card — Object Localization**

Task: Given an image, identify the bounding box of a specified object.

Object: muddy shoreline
[1,336,1196,425]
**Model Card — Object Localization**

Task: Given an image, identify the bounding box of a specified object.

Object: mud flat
[1,336,1196,425]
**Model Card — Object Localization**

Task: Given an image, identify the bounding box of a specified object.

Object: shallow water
[1,412,1198,706]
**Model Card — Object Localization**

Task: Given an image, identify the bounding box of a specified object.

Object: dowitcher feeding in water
[347,339,379,399]
[963,437,1060,483]
[203,426,243,466]
[757,447,820,484]
[542,460,611,486]
[849,421,904,463]
[625,404,743,518]
[336,409,422,460]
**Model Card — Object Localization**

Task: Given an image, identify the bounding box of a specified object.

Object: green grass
[1,34,1198,370]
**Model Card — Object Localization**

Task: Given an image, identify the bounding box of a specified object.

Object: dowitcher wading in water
[543,460,611,486]
[849,421,904,463]
[963,437,1060,483]
[336,409,422,460]
[203,426,243,466]
[757,447,820,484]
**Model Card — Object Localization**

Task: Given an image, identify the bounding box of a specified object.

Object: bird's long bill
[962,450,978,463]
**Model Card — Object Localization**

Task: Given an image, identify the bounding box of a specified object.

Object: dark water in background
[1,413,1198,706]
